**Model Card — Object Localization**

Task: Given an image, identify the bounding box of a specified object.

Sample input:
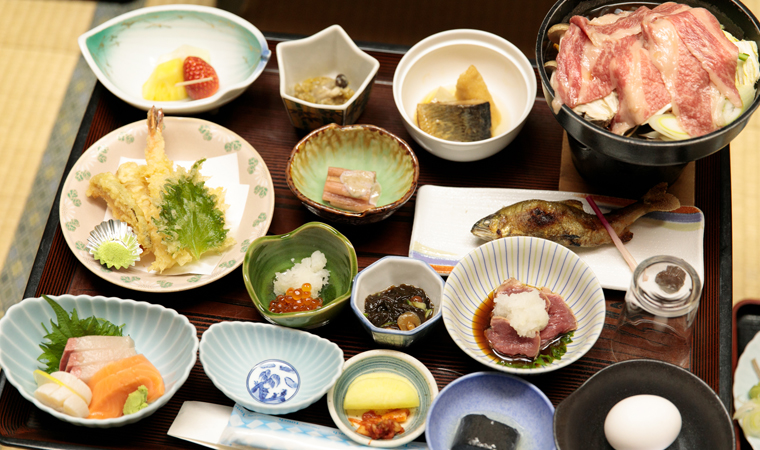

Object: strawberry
[182,56,219,100]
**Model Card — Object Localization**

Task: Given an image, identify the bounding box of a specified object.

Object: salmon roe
[269,283,323,313]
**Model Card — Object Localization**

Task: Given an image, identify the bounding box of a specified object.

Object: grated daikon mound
[273,250,330,296]
[492,289,549,337]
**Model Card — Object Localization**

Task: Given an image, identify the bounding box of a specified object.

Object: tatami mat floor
[0,0,759,444]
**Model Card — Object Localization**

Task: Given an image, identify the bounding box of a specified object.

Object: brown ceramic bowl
[286,124,419,225]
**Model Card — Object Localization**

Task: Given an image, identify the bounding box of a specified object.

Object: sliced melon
[343,372,419,410]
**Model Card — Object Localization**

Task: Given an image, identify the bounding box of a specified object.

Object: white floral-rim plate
[59,117,274,292]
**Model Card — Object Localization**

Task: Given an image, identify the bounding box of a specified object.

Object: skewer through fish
[471,183,680,247]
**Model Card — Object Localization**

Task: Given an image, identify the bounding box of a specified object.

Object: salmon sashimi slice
[86,354,149,388]
[87,354,164,420]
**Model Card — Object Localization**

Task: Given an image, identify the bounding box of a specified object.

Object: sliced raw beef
[485,316,541,359]
[551,2,742,137]
[669,8,741,107]
[538,288,578,347]
[610,35,671,134]
[551,23,615,109]
[643,14,716,136]
[571,6,651,46]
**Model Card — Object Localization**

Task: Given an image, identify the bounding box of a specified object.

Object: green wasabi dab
[123,385,149,415]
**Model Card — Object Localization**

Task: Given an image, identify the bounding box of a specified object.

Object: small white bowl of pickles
[393,29,536,162]
[326,349,438,447]
[350,256,444,347]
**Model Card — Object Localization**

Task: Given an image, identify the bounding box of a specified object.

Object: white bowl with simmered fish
[442,236,605,374]
[393,29,536,162]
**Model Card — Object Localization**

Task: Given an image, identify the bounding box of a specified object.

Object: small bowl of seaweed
[425,372,555,450]
[350,256,444,348]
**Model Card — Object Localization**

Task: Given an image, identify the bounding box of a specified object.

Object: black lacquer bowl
[536,0,760,196]
[553,359,734,449]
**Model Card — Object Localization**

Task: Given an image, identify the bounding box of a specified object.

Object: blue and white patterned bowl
[326,349,438,447]
[350,256,444,347]
[199,321,343,415]
[0,295,198,428]
[443,236,606,374]
[78,5,270,114]
[425,372,555,450]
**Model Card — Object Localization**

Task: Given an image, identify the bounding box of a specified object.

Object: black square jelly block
[451,414,519,450]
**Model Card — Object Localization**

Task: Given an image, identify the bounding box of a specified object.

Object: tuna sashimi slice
[538,288,578,347]
[60,336,135,371]
[485,316,541,359]
[87,354,164,420]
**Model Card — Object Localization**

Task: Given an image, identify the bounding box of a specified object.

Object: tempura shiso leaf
[153,159,234,263]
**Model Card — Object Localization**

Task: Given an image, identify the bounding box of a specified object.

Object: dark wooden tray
[0,39,734,450]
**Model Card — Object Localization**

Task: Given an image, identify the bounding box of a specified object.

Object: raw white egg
[604,394,682,450]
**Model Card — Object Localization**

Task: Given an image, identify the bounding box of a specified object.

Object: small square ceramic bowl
[326,350,439,447]
[393,29,536,161]
[199,321,344,415]
[242,222,358,329]
[286,123,419,225]
[425,372,555,450]
[350,256,444,347]
[78,5,270,114]
[277,25,380,133]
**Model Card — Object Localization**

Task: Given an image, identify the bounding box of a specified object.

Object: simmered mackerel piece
[417,100,491,142]
[452,414,519,450]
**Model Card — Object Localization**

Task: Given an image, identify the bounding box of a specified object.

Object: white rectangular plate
[409,185,705,291]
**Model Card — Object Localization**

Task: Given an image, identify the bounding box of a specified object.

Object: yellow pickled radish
[343,372,420,410]
[142,58,188,101]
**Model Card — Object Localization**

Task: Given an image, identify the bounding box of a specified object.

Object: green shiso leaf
[499,331,574,369]
[153,159,230,260]
[37,295,125,374]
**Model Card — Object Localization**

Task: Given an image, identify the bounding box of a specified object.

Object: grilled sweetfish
[471,183,680,247]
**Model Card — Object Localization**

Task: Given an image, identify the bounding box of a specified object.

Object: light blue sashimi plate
[410,185,704,291]
[0,295,198,428]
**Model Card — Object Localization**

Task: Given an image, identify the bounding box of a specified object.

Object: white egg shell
[604,394,682,450]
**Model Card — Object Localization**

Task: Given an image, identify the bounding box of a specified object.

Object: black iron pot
[536,0,760,196]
